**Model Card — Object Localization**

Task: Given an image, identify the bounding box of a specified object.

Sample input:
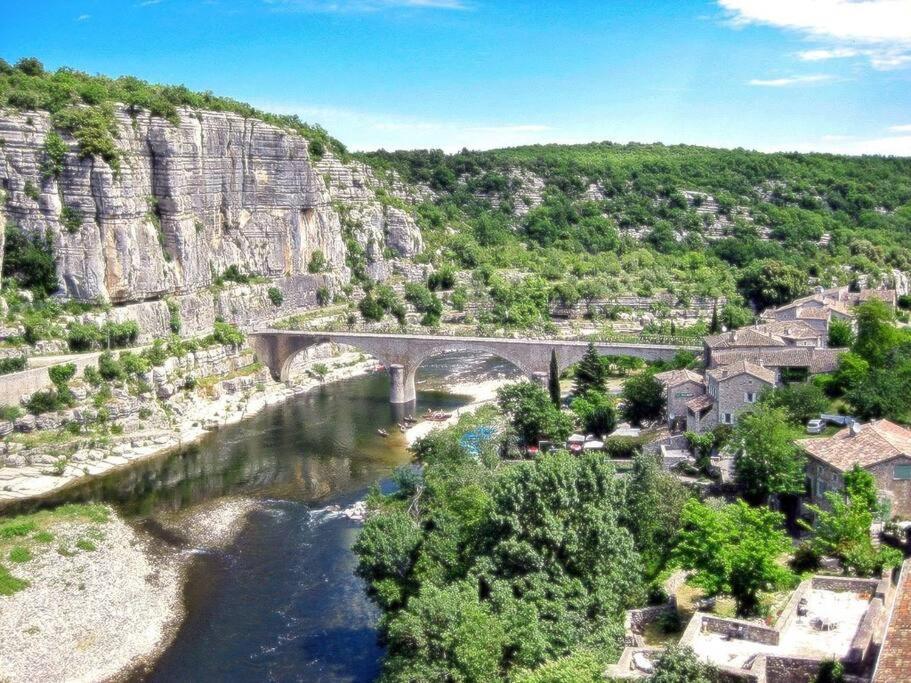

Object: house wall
[666,379,705,422]
[867,456,911,519]
[713,374,773,428]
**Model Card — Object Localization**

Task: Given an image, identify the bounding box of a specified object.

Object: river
[32,352,518,682]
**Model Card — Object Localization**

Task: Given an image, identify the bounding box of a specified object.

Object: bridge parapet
[249,329,701,404]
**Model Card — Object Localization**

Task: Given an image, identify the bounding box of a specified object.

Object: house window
[893,465,911,480]
[744,392,756,403]
[722,413,733,424]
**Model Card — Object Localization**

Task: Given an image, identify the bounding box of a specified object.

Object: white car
[806,419,825,435]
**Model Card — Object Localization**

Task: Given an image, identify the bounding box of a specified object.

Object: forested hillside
[361,144,911,325]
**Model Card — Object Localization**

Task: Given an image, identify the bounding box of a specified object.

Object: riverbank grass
[0,503,110,595]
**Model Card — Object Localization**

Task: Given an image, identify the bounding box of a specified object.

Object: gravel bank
[0,498,260,683]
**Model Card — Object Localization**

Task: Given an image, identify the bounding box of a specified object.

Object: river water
[40,352,518,682]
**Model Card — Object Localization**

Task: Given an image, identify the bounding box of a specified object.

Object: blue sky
[3,0,911,154]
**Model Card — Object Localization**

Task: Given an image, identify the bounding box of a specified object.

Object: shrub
[0,356,26,375]
[48,363,76,387]
[166,299,181,334]
[0,405,23,421]
[67,322,102,351]
[23,180,39,201]
[60,206,82,234]
[212,321,244,346]
[219,264,250,284]
[41,131,67,178]
[2,223,57,296]
[316,286,331,306]
[98,351,125,381]
[268,286,284,306]
[427,265,456,291]
[308,251,326,273]
[358,294,385,322]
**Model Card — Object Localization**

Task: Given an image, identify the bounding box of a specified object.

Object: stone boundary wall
[625,602,677,635]
[846,598,882,670]
[700,615,780,645]
[0,352,100,406]
[762,656,826,683]
[810,576,879,596]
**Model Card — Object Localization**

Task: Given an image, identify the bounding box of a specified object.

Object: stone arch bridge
[249,330,700,403]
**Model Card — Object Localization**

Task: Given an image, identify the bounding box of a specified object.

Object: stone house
[685,360,776,433]
[653,368,705,431]
[797,420,911,519]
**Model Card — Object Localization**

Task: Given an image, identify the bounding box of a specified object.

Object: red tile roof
[796,419,911,472]
[706,359,777,385]
[873,560,911,682]
[654,369,704,387]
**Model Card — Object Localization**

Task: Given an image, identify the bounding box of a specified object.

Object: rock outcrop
[0,105,422,305]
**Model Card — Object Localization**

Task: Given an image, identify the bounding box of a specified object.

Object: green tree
[737,259,806,310]
[758,383,829,425]
[573,343,606,396]
[353,510,422,608]
[358,293,384,322]
[571,390,617,436]
[674,499,795,615]
[649,645,718,683]
[620,373,665,426]
[2,223,58,296]
[854,299,899,366]
[548,349,561,407]
[497,381,573,445]
[801,486,902,577]
[733,405,805,504]
[622,454,690,574]
[827,318,855,348]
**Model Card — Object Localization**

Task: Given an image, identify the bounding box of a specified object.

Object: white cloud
[139,0,162,5]
[889,123,911,132]
[748,74,834,86]
[76,13,91,21]
[263,0,469,12]
[718,0,911,70]
[797,47,860,61]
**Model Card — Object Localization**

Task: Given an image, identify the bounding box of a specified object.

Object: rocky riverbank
[404,378,513,445]
[0,347,381,508]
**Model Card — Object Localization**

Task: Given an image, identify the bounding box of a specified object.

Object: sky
[2,0,911,155]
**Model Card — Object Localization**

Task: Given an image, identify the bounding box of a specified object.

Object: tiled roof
[704,327,786,349]
[795,307,831,321]
[654,369,704,387]
[710,347,843,374]
[685,394,714,412]
[796,419,911,472]
[706,359,776,385]
[873,559,911,682]
[756,320,823,340]
[859,288,895,302]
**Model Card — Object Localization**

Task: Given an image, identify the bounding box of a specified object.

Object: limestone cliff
[0,105,421,304]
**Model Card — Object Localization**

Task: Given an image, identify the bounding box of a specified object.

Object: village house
[704,321,842,380]
[797,420,911,519]
[685,359,776,434]
[653,368,705,432]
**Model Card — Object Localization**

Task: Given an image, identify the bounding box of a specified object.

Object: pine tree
[573,342,606,396]
[710,300,720,334]
[548,349,561,406]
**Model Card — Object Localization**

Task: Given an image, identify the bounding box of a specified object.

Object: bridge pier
[389,364,416,404]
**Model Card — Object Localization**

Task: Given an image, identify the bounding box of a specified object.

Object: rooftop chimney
[849,421,862,437]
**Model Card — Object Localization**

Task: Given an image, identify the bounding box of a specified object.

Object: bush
[0,356,26,375]
[48,363,76,387]
[307,251,326,273]
[358,294,385,322]
[212,321,244,346]
[427,266,456,291]
[267,286,284,306]
[166,299,181,334]
[41,131,67,178]
[2,223,57,296]
[98,351,125,381]
[316,286,331,306]
[60,206,82,234]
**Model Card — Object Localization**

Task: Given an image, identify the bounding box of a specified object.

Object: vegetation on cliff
[359,144,911,327]
[0,57,347,164]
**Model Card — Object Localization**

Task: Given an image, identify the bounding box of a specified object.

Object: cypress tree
[548,349,561,406]
[710,300,720,333]
[573,342,606,396]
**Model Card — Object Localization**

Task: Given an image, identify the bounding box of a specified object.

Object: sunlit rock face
[0,106,422,303]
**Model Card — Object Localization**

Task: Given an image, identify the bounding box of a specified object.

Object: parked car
[806,419,825,435]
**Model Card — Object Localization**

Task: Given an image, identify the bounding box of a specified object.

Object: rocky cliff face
[0,106,421,304]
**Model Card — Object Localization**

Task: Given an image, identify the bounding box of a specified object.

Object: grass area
[0,503,110,597]
[193,361,264,397]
